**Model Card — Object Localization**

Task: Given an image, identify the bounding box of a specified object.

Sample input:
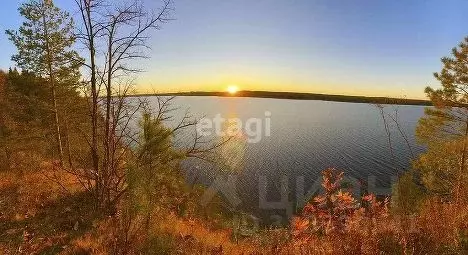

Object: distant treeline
[135,91,432,106]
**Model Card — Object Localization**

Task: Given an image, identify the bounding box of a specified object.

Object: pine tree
[417,37,468,201]
[6,0,82,165]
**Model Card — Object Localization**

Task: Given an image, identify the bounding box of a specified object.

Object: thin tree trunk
[388,109,415,159]
[51,84,64,165]
[377,105,397,175]
[104,28,114,210]
[64,111,73,168]
[84,1,101,209]
[42,6,64,166]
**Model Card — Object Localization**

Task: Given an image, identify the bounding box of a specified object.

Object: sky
[1,0,468,99]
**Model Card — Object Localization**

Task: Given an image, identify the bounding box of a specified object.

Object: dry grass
[2,164,468,254]
[155,212,258,254]
[0,164,261,254]
[0,162,100,254]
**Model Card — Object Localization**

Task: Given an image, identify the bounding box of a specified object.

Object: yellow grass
[2,163,468,254]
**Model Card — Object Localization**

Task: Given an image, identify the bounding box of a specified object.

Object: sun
[227,85,239,94]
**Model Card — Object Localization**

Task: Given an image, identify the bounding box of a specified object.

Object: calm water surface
[149,96,426,223]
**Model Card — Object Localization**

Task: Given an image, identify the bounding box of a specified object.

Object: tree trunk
[64,110,73,168]
[51,84,64,165]
[42,7,64,166]
[84,1,101,209]
[104,24,116,210]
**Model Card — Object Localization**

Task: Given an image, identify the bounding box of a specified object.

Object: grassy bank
[0,165,259,254]
[2,164,468,254]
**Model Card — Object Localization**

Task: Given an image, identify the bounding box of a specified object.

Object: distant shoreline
[130,91,432,106]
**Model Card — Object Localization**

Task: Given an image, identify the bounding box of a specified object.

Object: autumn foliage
[279,168,468,254]
[291,169,389,247]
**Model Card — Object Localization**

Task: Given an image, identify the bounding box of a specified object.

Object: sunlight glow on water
[149,96,426,222]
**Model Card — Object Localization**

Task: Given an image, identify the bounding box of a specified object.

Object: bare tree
[374,101,417,178]
[386,106,415,159]
[73,0,234,216]
[375,104,397,174]
[74,0,102,203]
[101,0,172,210]
[73,0,174,212]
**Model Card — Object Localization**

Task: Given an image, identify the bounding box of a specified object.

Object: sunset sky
[1,0,468,98]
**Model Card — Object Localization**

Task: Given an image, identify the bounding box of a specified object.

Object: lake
[148,96,426,224]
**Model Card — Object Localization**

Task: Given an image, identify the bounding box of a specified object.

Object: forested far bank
[135,91,433,106]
